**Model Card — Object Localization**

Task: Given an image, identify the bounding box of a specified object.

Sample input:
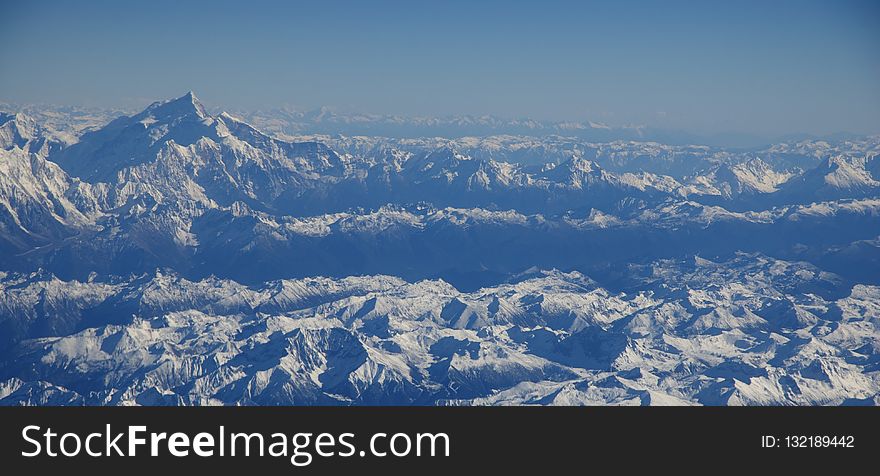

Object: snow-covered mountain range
[0,92,877,405]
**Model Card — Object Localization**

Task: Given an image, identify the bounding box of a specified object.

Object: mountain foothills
[0,93,877,405]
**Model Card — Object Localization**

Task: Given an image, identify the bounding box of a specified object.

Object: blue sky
[1,0,878,137]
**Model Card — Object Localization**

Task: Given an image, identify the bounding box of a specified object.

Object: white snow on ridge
[0,253,876,406]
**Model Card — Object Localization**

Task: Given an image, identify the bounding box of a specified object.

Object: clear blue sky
[1,0,878,136]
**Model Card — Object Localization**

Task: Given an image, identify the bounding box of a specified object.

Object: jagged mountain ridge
[0,93,878,406]
[0,254,876,405]
[0,94,877,285]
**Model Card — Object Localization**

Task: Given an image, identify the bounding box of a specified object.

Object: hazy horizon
[2,0,879,139]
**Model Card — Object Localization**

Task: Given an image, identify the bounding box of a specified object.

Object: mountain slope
[0,254,875,406]
[0,94,877,406]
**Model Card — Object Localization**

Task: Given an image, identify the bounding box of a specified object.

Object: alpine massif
[0,93,877,405]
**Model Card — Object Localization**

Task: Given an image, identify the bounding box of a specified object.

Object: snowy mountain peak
[822,155,879,189]
[51,92,221,180]
[142,90,208,122]
[0,111,38,150]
